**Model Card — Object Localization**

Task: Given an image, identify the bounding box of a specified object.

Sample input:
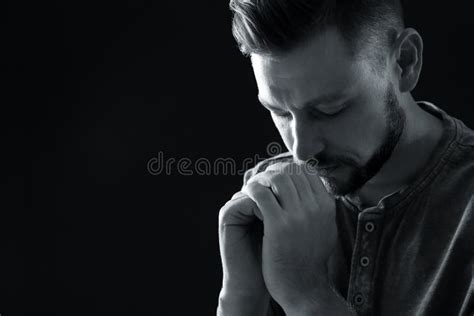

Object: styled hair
[229,0,404,62]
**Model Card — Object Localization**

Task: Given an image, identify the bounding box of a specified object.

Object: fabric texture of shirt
[241,102,474,315]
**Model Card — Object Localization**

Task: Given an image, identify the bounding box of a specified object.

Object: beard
[317,83,406,197]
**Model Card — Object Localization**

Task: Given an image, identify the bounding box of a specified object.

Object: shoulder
[446,117,474,172]
[453,116,474,149]
[242,152,294,187]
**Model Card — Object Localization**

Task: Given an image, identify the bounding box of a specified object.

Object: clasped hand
[240,161,338,310]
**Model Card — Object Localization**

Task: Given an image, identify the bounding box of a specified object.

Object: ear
[392,28,423,93]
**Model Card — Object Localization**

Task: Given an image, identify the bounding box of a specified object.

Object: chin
[320,174,346,196]
[319,167,363,197]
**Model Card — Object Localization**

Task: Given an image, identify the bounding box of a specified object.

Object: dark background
[5,1,474,314]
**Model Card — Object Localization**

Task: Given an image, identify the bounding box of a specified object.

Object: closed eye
[271,108,342,120]
[316,109,342,117]
[265,101,350,120]
[314,102,350,117]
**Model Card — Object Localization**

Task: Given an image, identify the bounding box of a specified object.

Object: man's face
[251,27,405,197]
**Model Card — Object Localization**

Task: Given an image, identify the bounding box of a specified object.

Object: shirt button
[354,293,365,305]
[360,256,370,267]
[365,222,375,232]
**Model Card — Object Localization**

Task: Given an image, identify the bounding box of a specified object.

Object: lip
[316,165,338,176]
[317,164,337,169]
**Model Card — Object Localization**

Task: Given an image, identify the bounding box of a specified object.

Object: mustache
[296,155,357,169]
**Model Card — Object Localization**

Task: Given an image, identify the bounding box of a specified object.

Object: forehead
[251,28,371,107]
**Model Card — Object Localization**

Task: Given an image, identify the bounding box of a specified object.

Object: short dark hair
[230,0,404,63]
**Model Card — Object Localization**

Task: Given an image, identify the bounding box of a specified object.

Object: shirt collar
[339,101,458,215]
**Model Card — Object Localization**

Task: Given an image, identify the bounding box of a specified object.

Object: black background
[5,1,474,314]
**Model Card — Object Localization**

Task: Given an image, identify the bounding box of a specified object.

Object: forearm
[217,287,271,316]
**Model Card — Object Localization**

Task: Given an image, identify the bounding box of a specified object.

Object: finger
[255,161,299,202]
[248,169,298,210]
[239,191,263,222]
[221,192,264,224]
[287,163,314,202]
[264,161,292,172]
[231,191,246,200]
[268,163,301,207]
[242,181,281,223]
[231,191,264,220]
[301,162,330,200]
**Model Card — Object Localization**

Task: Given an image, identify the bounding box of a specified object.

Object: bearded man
[217,1,474,315]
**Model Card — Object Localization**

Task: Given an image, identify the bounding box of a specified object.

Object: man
[217,0,473,315]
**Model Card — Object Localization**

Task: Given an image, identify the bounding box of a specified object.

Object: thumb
[231,191,264,221]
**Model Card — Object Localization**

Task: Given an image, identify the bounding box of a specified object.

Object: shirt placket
[346,207,384,315]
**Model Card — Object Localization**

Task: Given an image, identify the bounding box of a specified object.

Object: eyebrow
[258,92,347,112]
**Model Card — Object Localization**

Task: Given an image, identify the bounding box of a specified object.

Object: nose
[292,116,324,162]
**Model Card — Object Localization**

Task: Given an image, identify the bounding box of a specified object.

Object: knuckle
[268,170,283,181]
[218,194,253,223]
[245,180,265,194]
[266,161,291,172]
[251,184,270,198]
[268,161,298,176]
[218,199,237,222]
[266,170,285,185]
[245,180,258,190]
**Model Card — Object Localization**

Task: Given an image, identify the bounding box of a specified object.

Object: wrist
[282,282,355,316]
[218,287,270,316]
[221,277,268,298]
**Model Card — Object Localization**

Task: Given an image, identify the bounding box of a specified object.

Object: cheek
[272,117,294,151]
[324,104,387,158]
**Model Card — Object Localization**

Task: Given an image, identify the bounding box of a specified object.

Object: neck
[347,95,444,209]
